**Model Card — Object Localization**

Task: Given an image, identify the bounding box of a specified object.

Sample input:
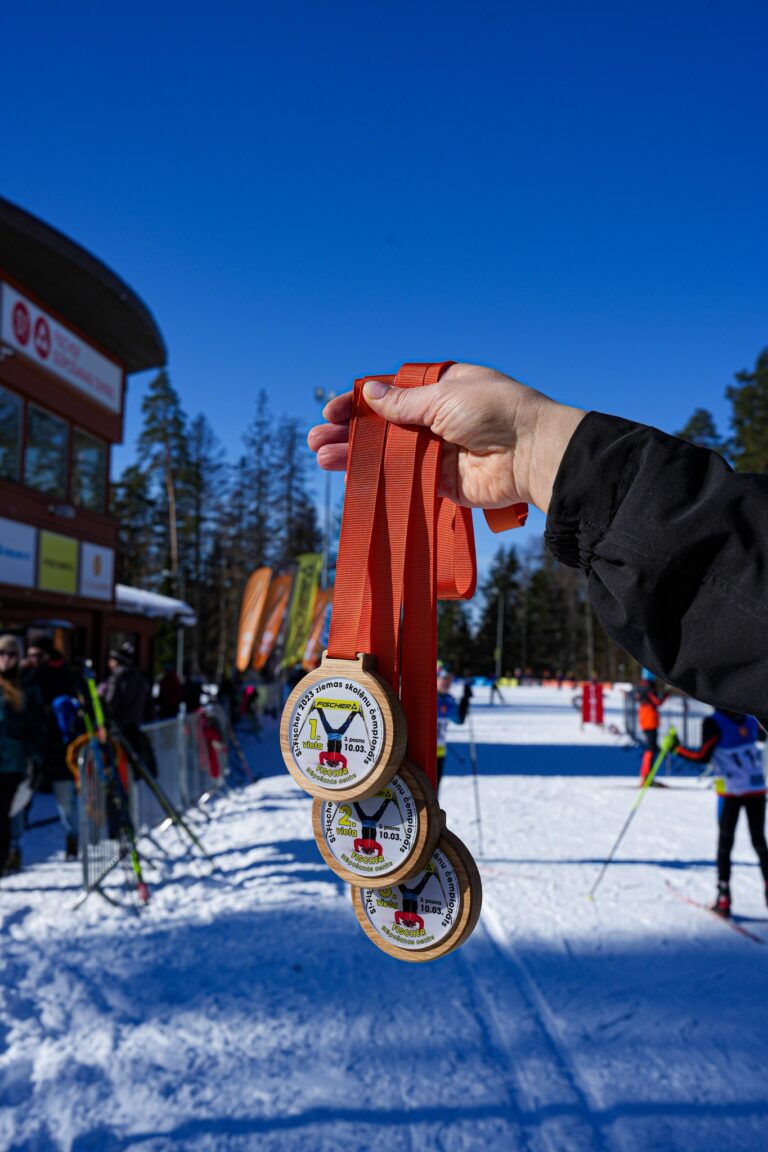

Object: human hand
[307,363,585,513]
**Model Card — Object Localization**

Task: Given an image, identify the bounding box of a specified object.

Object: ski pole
[467,712,484,858]
[116,728,215,865]
[588,727,678,901]
[79,668,150,904]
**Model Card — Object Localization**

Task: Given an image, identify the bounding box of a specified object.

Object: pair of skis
[76,665,150,905]
[75,665,214,909]
[665,881,766,946]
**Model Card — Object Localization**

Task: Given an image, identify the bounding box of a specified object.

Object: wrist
[525,397,587,513]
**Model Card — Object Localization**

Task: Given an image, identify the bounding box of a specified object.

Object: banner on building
[0,283,123,414]
[38,530,78,595]
[79,543,115,601]
[302,587,333,669]
[0,517,36,589]
[281,554,323,669]
[235,567,272,673]
[252,573,293,672]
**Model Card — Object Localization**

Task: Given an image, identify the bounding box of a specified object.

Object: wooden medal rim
[280,652,408,801]
[351,826,483,962]
[311,758,442,888]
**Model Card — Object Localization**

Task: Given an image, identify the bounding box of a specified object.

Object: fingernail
[363,380,390,401]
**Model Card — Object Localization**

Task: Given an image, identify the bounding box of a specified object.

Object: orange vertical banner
[235,568,272,673]
[252,573,293,672]
[301,587,333,669]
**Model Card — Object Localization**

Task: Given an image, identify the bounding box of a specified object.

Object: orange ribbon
[327,362,527,788]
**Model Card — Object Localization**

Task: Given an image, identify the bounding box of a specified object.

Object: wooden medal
[280,651,407,800]
[311,758,441,888]
[351,827,483,962]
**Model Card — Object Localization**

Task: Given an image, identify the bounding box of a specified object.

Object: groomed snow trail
[2,690,768,1151]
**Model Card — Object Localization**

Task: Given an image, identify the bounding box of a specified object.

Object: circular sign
[12,301,30,345]
[280,653,407,800]
[351,829,483,962]
[34,316,51,359]
[312,760,441,887]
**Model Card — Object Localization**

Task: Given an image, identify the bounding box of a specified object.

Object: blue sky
[3,0,767,564]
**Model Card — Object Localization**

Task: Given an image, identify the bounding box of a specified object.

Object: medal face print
[312,760,441,887]
[351,829,483,962]
[280,654,407,800]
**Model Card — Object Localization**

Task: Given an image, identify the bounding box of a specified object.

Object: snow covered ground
[3,687,768,1152]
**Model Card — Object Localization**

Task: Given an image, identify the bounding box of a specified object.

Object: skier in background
[489,675,505,705]
[671,710,768,917]
[436,669,471,792]
[637,669,669,784]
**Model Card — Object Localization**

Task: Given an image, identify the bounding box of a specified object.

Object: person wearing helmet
[636,669,669,784]
[671,711,768,918]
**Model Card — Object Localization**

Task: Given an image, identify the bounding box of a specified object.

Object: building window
[72,428,107,512]
[0,385,22,481]
[24,405,69,498]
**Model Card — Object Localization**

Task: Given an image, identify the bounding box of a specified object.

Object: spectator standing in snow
[156,664,183,719]
[105,642,150,751]
[0,635,41,876]
[26,631,80,860]
[637,669,669,784]
[671,711,768,918]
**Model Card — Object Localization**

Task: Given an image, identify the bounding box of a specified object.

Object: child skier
[436,669,471,792]
[671,710,768,917]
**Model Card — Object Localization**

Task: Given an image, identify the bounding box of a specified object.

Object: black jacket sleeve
[544,412,768,716]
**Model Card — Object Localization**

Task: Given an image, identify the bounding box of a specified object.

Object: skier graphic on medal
[393,862,446,933]
[297,697,370,774]
[352,792,402,857]
[316,706,358,771]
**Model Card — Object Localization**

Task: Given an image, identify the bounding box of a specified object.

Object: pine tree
[726,348,768,472]
[183,414,227,673]
[137,370,189,581]
[270,415,321,566]
[241,390,275,570]
[110,464,156,587]
[675,408,726,456]
[437,600,474,677]
[472,546,521,677]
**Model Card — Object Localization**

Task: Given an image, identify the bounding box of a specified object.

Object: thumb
[362,379,437,429]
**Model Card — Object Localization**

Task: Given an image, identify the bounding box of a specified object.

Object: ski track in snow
[2,687,768,1151]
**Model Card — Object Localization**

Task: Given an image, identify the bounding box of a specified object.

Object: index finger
[322,390,354,424]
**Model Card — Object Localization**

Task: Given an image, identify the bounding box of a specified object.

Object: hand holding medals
[281,363,526,961]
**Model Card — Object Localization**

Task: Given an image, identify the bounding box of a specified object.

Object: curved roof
[0,196,166,373]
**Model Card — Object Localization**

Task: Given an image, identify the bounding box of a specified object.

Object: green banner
[282,553,323,668]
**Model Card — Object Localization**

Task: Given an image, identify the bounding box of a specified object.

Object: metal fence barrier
[77,708,229,906]
[621,690,708,747]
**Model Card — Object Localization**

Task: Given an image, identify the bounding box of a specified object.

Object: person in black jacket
[308,363,768,719]
[0,635,42,875]
[26,631,80,859]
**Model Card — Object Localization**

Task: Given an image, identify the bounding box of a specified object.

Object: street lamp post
[494,582,504,680]
[161,568,186,677]
[314,387,336,590]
